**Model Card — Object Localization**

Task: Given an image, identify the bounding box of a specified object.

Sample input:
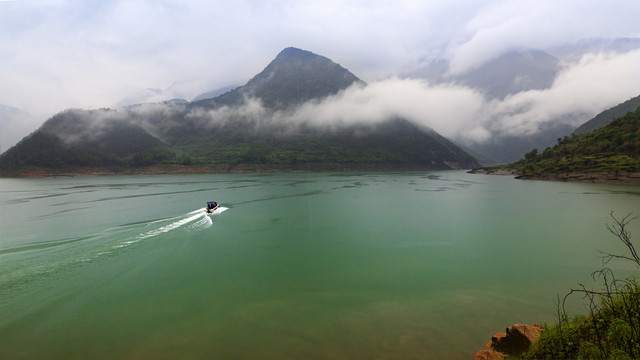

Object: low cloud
[446,0,640,75]
[6,49,640,153]
[257,49,640,145]
[285,79,487,141]
[482,49,640,139]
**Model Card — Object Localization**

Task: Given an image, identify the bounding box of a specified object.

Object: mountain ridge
[0,47,479,177]
[470,107,640,184]
[573,94,640,135]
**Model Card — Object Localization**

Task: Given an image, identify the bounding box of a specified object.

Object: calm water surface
[1,171,639,359]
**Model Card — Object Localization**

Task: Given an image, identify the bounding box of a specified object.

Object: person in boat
[206,201,219,213]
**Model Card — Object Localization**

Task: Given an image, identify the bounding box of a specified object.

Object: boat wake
[136,207,229,240]
[0,207,229,293]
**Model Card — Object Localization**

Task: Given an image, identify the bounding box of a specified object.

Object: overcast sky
[1,0,640,149]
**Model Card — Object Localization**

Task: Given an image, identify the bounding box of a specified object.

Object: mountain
[471,107,640,183]
[410,49,564,165]
[195,47,364,109]
[410,48,560,100]
[455,49,560,100]
[0,47,478,176]
[0,105,38,154]
[466,122,575,165]
[191,85,237,102]
[411,40,640,165]
[548,37,640,62]
[573,94,640,135]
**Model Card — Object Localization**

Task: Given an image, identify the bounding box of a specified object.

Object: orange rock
[473,349,505,360]
[491,332,506,348]
[493,324,543,354]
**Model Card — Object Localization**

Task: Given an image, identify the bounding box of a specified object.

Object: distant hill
[409,48,560,100]
[471,107,640,183]
[0,104,37,154]
[191,85,237,102]
[0,47,478,176]
[573,94,640,135]
[456,49,560,100]
[466,122,575,166]
[410,40,640,165]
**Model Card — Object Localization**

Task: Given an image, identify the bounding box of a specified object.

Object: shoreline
[468,168,640,185]
[5,164,640,185]
[1,162,465,178]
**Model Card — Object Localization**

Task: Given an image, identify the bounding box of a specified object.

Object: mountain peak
[195,47,363,109]
[238,47,363,108]
[275,47,318,59]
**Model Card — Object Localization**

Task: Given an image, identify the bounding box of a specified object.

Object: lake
[1,171,639,359]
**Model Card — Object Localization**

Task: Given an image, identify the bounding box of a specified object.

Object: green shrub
[518,213,640,359]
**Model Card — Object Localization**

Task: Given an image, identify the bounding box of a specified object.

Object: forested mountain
[0,48,478,176]
[409,40,640,165]
[473,107,640,182]
[573,94,640,135]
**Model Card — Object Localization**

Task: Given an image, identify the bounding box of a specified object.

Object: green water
[1,171,639,359]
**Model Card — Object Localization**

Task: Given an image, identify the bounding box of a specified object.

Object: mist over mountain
[0,48,478,176]
[472,106,640,183]
[573,94,640,135]
[547,37,640,62]
[410,48,560,100]
[191,85,238,102]
[3,35,640,173]
[0,104,37,155]
[402,39,640,164]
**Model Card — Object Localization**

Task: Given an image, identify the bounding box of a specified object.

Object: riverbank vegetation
[495,108,640,177]
[0,117,478,177]
[516,213,640,359]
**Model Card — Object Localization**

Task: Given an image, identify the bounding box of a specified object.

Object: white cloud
[0,0,639,149]
[447,0,640,75]
[482,49,640,138]
[277,79,478,137]
[281,49,640,144]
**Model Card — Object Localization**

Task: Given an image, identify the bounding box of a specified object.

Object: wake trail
[0,207,229,290]
[137,208,213,240]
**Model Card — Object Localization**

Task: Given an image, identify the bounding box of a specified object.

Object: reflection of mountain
[0,47,478,176]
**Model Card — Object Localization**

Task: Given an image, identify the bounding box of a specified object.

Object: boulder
[475,323,543,359]
[473,333,507,360]
[493,323,543,354]
[473,349,505,360]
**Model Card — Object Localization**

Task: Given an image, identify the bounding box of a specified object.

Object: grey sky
[1,0,639,149]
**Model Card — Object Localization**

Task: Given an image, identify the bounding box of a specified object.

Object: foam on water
[0,207,228,289]
[131,207,228,240]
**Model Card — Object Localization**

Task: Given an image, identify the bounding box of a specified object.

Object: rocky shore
[467,168,522,177]
[469,168,640,185]
[474,323,543,359]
